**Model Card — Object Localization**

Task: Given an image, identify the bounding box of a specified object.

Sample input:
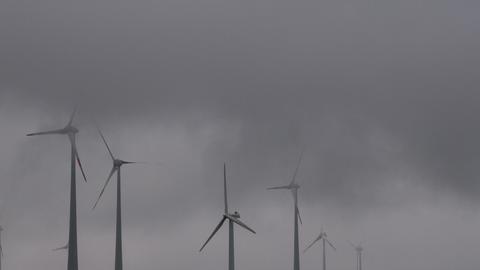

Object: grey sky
[1,0,480,269]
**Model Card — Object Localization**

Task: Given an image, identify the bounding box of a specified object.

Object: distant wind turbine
[0,226,4,270]
[199,164,256,270]
[267,150,304,270]
[304,227,336,270]
[27,108,87,270]
[349,241,364,270]
[92,126,148,270]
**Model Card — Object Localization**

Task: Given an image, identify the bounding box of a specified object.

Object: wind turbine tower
[199,164,256,270]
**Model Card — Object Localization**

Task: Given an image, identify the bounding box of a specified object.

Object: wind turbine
[0,226,3,270]
[267,151,304,270]
[304,227,336,270]
[349,241,364,270]
[27,108,87,270]
[92,127,147,270]
[199,164,256,270]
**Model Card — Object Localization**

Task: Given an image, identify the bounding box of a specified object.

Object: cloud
[1,0,480,269]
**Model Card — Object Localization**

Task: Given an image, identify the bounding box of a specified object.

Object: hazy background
[1,0,480,269]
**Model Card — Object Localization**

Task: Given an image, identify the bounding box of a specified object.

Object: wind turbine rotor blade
[266,185,291,190]
[303,236,321,253]
[95,125,115,160]
[140,161,162,166]
[224,163,228,214]
[199,216,227,252]
[123,161,140,164]
[92,167,117,209]
[296,206,303,225]
[290,189,302,224]
[52,244,68,251]
[326,238,336,251]
[70,136,87,183]
[348,240,357,249]
[122,161,161,166]
[289,149,304,186]
[68,107,77,126]
[227,216,256,234]
[76,152,88,182]
[26,129,64,136]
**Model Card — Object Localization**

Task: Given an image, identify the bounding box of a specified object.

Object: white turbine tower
[304,227,336,270]
[349,241,364,270]
[267,151,304,270]
[199,164,256,270]
[27,108,87,270]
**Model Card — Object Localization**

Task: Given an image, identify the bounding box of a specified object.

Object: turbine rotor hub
[291,183,300,189]
[114,159,124,167]
[65,126,79,134]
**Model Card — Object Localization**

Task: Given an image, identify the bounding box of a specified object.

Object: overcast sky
[1,0,480,269]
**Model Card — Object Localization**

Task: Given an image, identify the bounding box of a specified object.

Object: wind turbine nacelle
[231,211,240,218]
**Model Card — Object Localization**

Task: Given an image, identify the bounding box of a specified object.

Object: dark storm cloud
[1,0,480,269]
